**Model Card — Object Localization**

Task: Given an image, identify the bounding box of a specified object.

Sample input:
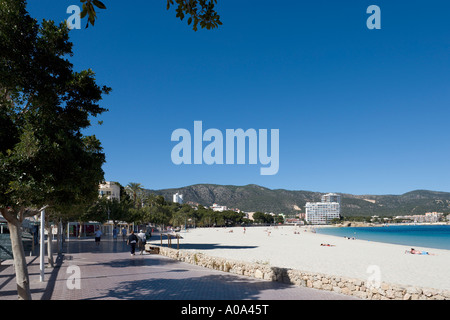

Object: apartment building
[173,193,184,204]
[99,181,121,201]
[305,193,341,225]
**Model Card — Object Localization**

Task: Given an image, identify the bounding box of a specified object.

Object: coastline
[151,225,450,292]
[315,224,450,250]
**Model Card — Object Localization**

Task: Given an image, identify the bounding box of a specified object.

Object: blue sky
[28,1,450,195]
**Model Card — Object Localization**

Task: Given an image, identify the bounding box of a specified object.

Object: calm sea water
[316,225,450,250]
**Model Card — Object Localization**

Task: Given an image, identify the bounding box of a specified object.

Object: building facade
[173,193,183,204]
[321,193,341,205]
[305,193,341,225]
[394,212,445,223]
[99,181,121,201]
[211,203,227,212]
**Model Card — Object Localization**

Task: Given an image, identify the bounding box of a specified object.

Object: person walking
[121,227,127,241]
[112,226,118,240]
[127,230,139,256]
[94,228,102,246]
[137,229,147,255]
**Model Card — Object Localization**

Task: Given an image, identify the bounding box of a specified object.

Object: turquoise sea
[316,225,450,250]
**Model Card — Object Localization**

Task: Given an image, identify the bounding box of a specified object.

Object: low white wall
[149,245,450,300]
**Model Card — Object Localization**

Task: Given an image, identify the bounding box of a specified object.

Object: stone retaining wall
[150,245,449,300]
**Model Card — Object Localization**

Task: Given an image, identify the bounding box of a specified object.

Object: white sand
[159,226,450,290]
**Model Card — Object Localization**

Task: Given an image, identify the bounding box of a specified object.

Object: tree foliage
[0,0,109,299]
[252,212,275,224]
[78,0,222,31]
[80,0,107,28]
[167,0,222,31]
[0,1,110,214]
[125,190,253,228]
[126,182,144,208]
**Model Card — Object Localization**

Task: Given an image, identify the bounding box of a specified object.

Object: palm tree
[126,182,144,208]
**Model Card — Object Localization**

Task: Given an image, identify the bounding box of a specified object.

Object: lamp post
[39,208,45,282]
[38,205,49,282]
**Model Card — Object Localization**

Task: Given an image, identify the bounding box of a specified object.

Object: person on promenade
[127,230,139,256]
[94,228,102,246]
[121,227,127,241]
[113,226,118,240]
[137,229,147,255]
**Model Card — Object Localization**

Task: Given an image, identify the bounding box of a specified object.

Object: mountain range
[145,184,450,217]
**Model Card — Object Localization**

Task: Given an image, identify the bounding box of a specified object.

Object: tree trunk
[8,220,32,300]
[78,221,83,238]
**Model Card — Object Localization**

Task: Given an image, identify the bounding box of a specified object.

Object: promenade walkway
[0,236,357,300]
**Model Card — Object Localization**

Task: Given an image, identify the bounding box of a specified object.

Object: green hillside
[145,184,450,217]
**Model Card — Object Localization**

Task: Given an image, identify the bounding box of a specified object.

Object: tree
[1,0,221,300]
[126,182,144,208]
[153,196,172,227]
[0,0,109,299]
[252,212,266,224]
[86,194,132,228]
[274,214,284,224]
[222,210,244,226]
[252,212,274,225]
[81,198,109,227]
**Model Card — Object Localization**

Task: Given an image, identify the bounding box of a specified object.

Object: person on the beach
[127,230,139,256]
[406,248,435,255]
[94,228,102,245]
[320,243,335,247]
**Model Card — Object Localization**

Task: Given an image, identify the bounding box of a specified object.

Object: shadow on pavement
[85,273,302,300]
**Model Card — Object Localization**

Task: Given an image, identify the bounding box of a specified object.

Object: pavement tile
[0,236,358,301]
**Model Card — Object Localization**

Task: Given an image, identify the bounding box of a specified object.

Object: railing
[0,243,13,260]
[0,232,34,261]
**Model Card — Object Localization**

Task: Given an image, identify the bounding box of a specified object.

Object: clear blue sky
[28,1,450,195]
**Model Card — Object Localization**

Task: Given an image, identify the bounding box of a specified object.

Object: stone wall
[150,245,450,300]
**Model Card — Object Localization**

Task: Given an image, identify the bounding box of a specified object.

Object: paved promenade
[0,236,357,300]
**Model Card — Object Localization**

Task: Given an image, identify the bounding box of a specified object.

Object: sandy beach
[155,226,450,291]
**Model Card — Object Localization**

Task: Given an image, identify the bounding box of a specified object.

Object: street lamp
[39,205,49,282]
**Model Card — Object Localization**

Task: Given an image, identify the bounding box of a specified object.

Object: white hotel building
[173,193,184,204]
[305,193,341,225]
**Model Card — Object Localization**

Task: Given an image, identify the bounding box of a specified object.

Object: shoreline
[151,225,450,291]
[315,224,450,251]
